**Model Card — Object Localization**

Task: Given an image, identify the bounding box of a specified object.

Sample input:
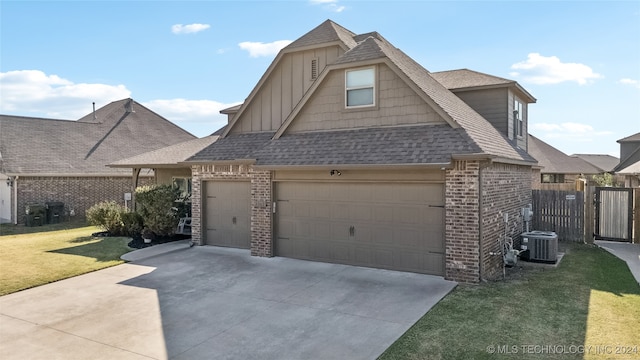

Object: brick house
[614,132,640,187]
[0,98,195,224]
[184,20,537,283]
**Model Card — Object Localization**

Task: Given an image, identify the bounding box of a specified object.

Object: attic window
[345,67,375,108]
[311,58,319,80]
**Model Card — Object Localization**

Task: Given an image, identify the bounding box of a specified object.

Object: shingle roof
[0,99,195,175]
[571,154,619,172]
[528,135,600,174]
[284,19,357,50]
[187,132,275,162]
[110,135,219,168]
[618,132,640,143]
[255,125,479,166]
[430,69,513,90]
[617,160,640,175]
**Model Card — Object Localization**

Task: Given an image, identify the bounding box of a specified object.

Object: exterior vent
[521,231,558,263]
[125,99,135,113]
[311,58,319,80]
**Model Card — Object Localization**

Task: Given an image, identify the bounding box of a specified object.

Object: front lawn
[0,225,133,296]
[380,243,640,360]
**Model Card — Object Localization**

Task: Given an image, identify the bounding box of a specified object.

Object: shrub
[86,201,126,235]
[135,184,181,236]
[120,211,143,237]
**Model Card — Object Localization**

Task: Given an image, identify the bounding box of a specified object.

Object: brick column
[250,169,273,257]
[445,160,481,283]
[190,165,203,245]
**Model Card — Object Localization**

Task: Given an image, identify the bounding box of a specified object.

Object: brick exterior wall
[531,168,541,190]
[190,165,273,256]
[480,163,532,280]
[445,160,481,283]
[14,176,153,224]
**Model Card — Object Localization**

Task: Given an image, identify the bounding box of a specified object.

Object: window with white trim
[345,68,375,108]
[514,99,524,137]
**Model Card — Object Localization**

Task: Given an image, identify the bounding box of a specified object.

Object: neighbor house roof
[617,161,640,175]
[109,135,219,168]
[571,154,619,172]
[197,21,536,167]
[613,132,640,172]
[431,69,537,103]
[528,135,600,174]
[617,132,640,143]
[0,99,195,176]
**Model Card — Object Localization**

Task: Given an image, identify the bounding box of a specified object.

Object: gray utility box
[521,231,558,263]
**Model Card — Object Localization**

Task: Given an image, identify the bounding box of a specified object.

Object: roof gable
[284,19,356,50]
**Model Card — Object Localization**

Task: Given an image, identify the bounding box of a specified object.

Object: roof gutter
[179,159,257,166]
[3,172,153,177]
[252,163,453,171]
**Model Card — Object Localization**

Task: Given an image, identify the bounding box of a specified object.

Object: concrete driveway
[0,245,456,360]
[595,240,640,285]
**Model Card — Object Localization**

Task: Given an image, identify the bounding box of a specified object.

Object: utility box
[521,231,558,263]
[46,201,65,224]
[25,204,46,227]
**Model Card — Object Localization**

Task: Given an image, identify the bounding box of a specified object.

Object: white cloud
[0,70,131,118]
[619,78,640,89]
[171,23,210,34]
[510,53,603,85]
[531,122,613,141]
[309,0,346,12]
[238,40,292,58]
[142,99,241,136]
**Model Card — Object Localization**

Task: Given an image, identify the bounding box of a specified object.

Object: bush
[120,211,143,237]
[86,201,127,235]
[135,184,181,236]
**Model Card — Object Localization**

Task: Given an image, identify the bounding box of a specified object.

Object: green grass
[379,243,640,360]
[0,225,133,296]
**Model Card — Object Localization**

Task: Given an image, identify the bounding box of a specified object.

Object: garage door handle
[232,216,237,225]
[429,205,445,208]
[349,226,355,237]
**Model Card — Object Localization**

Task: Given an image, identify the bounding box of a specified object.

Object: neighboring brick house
[183,20,538,283]
[0,98,195,224]
[614,132,640,187]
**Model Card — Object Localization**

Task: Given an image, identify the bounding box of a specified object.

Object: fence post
[585,186,595,244]
[634,188,640,244]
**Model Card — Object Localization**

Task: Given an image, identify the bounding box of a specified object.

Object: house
[0,98,195,224]
[572,154,620,174]
[182,20,537,283]
[614,132,640,187]
[527,134,602,189]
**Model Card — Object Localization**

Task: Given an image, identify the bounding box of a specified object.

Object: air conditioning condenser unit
[520,231,558,263]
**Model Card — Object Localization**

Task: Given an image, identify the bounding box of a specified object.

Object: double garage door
[203,180,445,275]
[275,182,445,276]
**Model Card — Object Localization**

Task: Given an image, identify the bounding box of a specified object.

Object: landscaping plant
[86,201,127,235]
[135,184,182,236]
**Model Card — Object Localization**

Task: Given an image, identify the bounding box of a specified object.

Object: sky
[1,0,639,158]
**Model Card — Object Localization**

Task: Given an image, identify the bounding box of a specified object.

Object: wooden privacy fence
[532,190,585,242]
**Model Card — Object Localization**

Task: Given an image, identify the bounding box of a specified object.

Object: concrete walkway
[0,244,456,360]
[595,240,640,285]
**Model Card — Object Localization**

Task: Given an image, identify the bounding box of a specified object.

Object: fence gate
[595,187,633,242]
[532,190,584,242]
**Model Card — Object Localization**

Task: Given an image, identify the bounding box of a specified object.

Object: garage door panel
[205,181,250,249]
[275,182,445,276]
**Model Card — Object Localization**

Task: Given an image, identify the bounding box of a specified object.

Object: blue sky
[1,0,639,157]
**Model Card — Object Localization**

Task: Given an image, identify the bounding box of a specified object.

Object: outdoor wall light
[330,170,341,176]
[6,178,13,187]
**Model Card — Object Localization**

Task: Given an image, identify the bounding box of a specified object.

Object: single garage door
[275,182,445,275]
[204,181,250,249]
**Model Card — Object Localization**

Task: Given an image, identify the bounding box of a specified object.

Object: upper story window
[514,99,524,137]
[346,68,375,108]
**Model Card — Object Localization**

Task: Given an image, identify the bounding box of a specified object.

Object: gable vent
[311,58,319,80]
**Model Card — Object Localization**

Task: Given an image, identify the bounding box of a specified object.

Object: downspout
[12,176,18,225]
[478,161,491,282]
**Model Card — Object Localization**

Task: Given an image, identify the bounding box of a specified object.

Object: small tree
[86,201,127,235]
[135,184,181,236]
[592,172,615,187]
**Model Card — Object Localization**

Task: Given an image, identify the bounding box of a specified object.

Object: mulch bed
[92,231,191,249]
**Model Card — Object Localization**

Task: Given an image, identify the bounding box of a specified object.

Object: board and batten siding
[231,46,344,134]
[286,64,446,133]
